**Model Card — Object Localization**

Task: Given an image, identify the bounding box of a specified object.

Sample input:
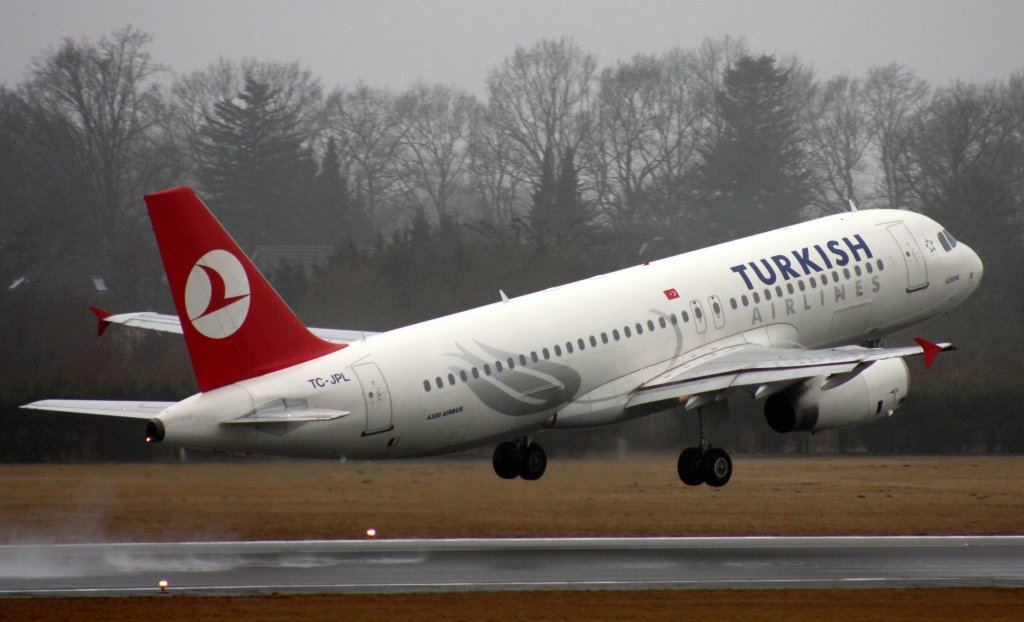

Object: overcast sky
[2,0,1022,93]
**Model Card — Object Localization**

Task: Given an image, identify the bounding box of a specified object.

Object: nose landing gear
[492,438,547,481]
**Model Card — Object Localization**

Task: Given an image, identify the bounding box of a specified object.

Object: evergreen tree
[692,54,811,241]
[527,144,558,252]
[195,75,314,248]
[312,137,352,247]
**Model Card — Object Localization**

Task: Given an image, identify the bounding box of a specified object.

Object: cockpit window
[938,229,959,252]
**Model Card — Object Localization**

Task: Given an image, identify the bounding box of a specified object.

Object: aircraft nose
[966,245,983,289]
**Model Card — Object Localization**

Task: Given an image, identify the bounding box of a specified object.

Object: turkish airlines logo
[184,249,251,339]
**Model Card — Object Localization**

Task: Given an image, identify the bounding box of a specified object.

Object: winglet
[914,337,953,369]
[90,306,113,336]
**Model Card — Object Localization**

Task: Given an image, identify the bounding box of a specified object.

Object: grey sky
[2,0,1022,92]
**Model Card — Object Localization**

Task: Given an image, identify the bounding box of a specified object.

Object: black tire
[518,444,547,481]
[492,441,520,479]
[677,447,704,486]
[702,447,732,487]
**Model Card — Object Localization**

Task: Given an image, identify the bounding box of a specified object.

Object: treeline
[1,27,1023,460]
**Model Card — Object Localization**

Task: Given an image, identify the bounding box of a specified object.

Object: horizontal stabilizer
[20,400,173,419]
[89,310,376,344]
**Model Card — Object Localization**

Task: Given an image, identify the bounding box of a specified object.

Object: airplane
[23,187,983,487]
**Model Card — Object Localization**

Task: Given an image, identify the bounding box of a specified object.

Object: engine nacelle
[764,358,909,434]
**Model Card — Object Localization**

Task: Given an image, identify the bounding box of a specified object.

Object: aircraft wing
[627,338,952,410]
[20,400,174,419]
[89,308,377,344]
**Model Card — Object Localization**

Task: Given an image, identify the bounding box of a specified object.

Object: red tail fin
[144,187,343,392]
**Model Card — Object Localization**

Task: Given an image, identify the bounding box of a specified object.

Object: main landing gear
[492,438,547,481]
[677,407,733,488]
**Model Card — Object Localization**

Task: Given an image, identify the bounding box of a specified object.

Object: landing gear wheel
[492,441,520,479]
[702,447,732,487]
[518,444,547,481]
[677,447,704,486]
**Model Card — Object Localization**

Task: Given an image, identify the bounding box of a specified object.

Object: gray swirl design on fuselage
[450,341,582,416]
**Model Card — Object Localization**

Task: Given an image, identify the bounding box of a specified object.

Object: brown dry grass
[2,456,1022,621]
[0,455,1021,542]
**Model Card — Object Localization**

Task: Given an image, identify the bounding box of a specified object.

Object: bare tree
[805,75,873,214]
[485,38,597,187]
[20,26,170,251]
[394,83,477,223]
[325,84,406,233]
[466,104,522,226]
[863,64,929,209]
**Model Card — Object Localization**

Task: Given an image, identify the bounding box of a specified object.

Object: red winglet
[914,337,943,369]
[89,306,113,336]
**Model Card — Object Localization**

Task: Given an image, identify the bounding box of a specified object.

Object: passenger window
[798,280,805,291]
[730,298,738,310]
[821,274,828,285]
[877,259,884,271]
[622,326,630,338]
[578,338,585,350]
[484,364,491,375]
[542,348,549,360]
[670,314,678,325]
[659,317,666,328]
[648,319,656,331]
[682,310,690,322]
[635,323,643,335]
[565,342,573,354]
[775,286,783,297]
[764,289,771,301]
[495,361,503,372]
[855,265,862,277]
[741,295,748,307]
[601,333,609,344]
[423,380,431,392]
[435,377,443,389]
[695,306,703,319]
[460,370,468,382]
[752,292,760,303]
[531,351,539,362]
[787,283,795,294]
[843,268,851,279]
[832,270,840,281]
[472,368,480,379]
[519,354,527,365]
[590,336,598,347]
[712,301,721,314]
[809,276,817,288]
[507,357,515,369]
[866,263,873,274]
[554,345,562,357]
[448,373,456,386]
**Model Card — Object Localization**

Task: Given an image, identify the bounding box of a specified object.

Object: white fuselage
[157,209,982,459]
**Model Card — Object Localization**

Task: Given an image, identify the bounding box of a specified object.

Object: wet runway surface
[2,536,1022,596]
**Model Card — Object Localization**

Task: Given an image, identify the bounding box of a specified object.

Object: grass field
[1,455,1022,620]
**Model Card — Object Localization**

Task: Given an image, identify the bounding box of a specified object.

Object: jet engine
[764,358,909,434]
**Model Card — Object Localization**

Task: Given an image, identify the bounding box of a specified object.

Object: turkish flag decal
[663,288,680,300]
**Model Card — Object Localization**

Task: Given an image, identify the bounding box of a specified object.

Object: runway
[1,536,1022,596]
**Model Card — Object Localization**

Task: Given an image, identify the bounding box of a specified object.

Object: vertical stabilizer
[144,187,343,392]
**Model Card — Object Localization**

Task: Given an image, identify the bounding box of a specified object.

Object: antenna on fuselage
[847,198,859,212]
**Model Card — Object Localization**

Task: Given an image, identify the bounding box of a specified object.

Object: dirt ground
[1,455,1022,620]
